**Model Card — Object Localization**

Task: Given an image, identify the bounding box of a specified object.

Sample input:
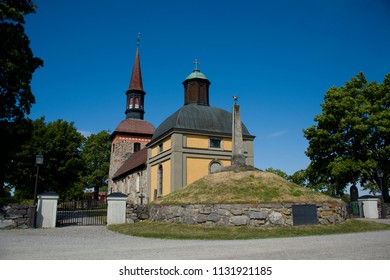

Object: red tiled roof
[113,148,147,180]
[114,119,155,135]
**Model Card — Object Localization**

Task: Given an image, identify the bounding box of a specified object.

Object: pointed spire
[125,33,146,120]
[128,33,144,91]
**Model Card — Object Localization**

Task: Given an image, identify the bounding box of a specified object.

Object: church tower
[108,36,155,193]
[125,39,145,119]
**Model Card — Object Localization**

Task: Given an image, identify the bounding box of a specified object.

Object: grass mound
[152,170,340,205]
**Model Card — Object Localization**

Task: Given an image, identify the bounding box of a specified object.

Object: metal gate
[57,199,107,226]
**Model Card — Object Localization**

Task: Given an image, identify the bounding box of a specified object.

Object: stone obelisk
[232,101,246,168]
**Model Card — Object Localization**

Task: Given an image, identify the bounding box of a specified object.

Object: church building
[108,42,155,204]
[109,43,255,204]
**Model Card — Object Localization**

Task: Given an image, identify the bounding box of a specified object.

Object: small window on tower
[129,97,133,109]
[134,143,141,152]
[209,138,221,149]
[158,143,163,153]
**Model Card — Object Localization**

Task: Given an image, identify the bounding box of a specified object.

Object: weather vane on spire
[193,59,200,71]
[233,95,239,105]
[137,32,141,46]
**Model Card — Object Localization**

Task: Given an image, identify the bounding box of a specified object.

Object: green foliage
[0,0,43,121]
[80,131,111,200]
[304,72,390,201]
[264,167,289,180]
[0,196,18,205]
[289,169,308,186]
[0,0,43,197]
[7,117,85,200]
[361,181,379,196]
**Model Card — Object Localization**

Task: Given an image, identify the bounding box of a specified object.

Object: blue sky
[25,0,390,177]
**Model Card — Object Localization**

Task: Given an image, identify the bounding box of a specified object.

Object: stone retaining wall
[0,204,35,229]
[149,203,347,227]
[126,204,150,223]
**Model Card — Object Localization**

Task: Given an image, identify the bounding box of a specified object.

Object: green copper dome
[185,69,208,80]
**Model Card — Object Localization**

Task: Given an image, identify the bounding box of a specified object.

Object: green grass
[108,219,390,240]
[151,171,340,205]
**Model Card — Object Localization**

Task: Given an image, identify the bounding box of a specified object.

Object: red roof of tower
[128,47,144,91]
[110,119,155,140]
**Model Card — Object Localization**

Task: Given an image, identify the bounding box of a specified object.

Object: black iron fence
[57,199,107,226]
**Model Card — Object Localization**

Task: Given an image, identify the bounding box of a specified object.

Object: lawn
[108,219,390,240]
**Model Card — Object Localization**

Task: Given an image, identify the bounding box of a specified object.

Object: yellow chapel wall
[186,134,232,151]
[161,160,171,196]
[186,135,209,149]
[150,137,172,157]
[186,157,231,186]
[149,159,171,200]
[223,138,232,151]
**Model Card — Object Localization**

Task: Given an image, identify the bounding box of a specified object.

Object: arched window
[209,160,222,174]
[129,97,133,109]
[157,165,163,196]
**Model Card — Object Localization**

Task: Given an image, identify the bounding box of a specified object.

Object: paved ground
[1,220,390,260]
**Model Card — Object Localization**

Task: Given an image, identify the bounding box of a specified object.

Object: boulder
[207,213,220,222]
[230,215,249,226]
[0,219,14,229]
[269,211,284,225]
[249,210,268,220]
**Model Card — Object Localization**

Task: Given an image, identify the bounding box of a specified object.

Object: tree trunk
[94,186,99,201]
[382,185,390,203]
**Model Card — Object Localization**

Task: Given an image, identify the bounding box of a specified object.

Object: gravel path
[1,224,390,260]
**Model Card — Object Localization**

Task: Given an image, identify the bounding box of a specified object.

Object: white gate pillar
[107,192,128,225]
[36,191,59,228]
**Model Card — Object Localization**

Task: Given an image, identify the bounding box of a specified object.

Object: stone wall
[113,170,148,204]
[149,203,347,227]
[381,203,390,219]
[126,203,149,223]
[0,204,34,229]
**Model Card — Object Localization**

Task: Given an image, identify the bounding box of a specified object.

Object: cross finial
[137,32,141,46]
[193,59,200,71]
[233,95,239,105]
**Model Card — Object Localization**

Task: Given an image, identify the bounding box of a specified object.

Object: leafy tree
[289,169,308,186]
[80,130,110,200]
[264,168,289,180]
[361,181,379,196]
[304,72,390,202]
[7,118,85,200]
[0,0,43,197]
